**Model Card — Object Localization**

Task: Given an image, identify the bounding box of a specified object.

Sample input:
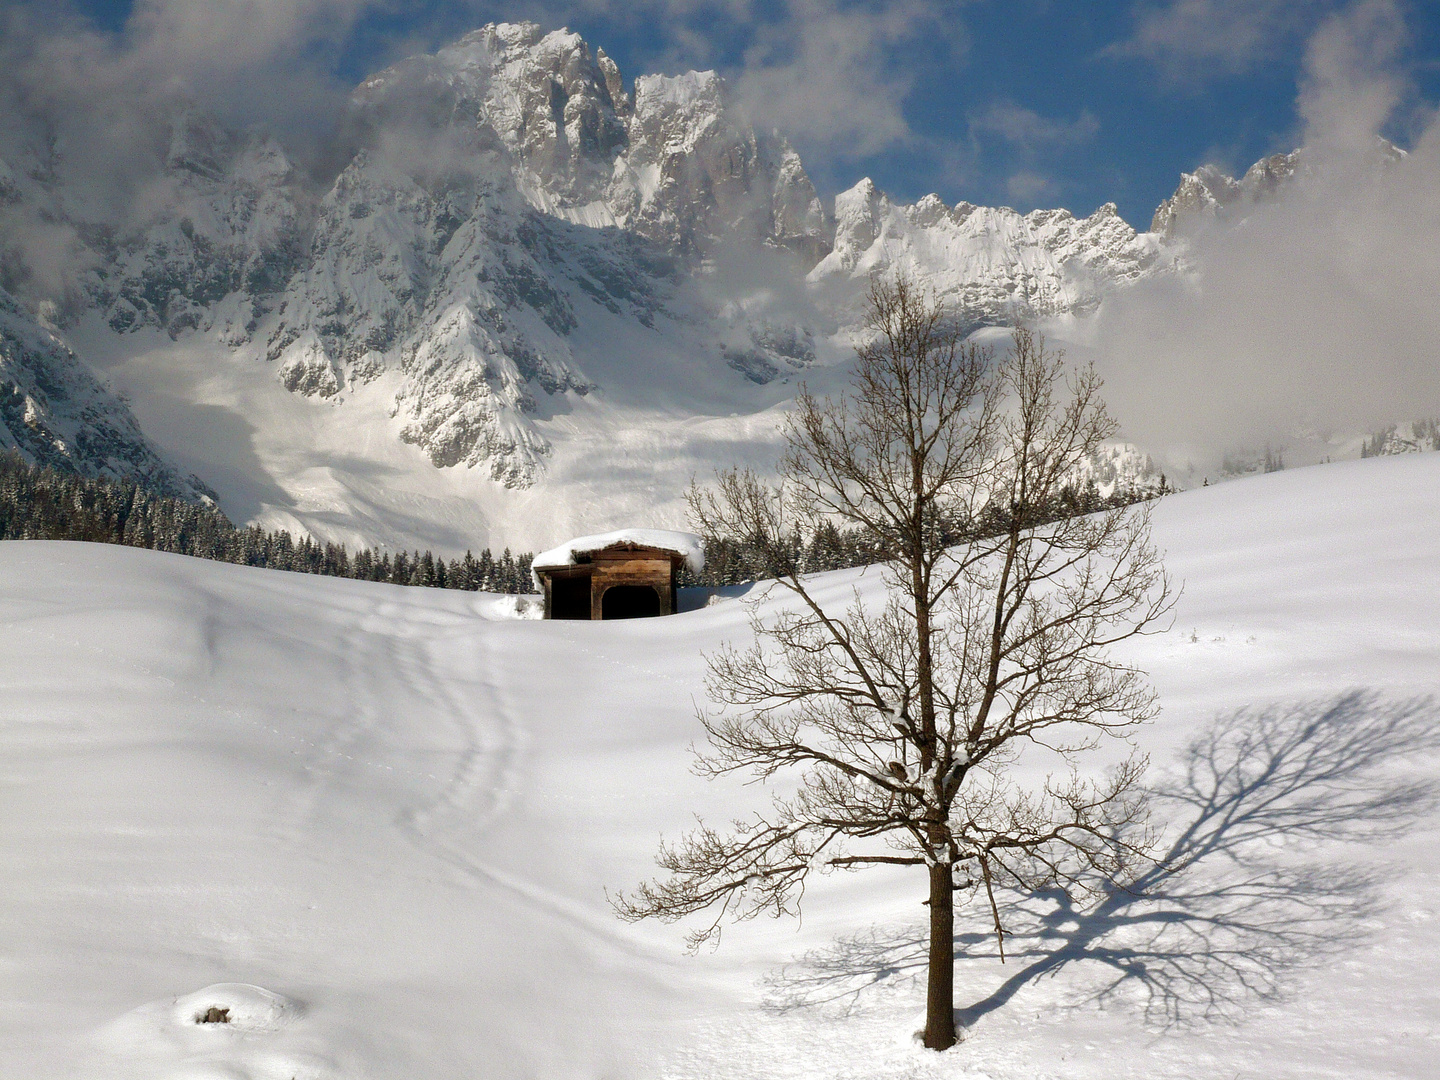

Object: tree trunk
[923,860,957,1050]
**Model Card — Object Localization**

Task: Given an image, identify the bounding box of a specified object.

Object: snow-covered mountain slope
[0,19,1183,519]
[93,114,312,343]
[257,144,663,486]
[809,178,1164,325]
[0,286,209,499]
[252,22,833,487]
[0,110,310,340]
[71,301,805,553]
[2,453,1438,1078]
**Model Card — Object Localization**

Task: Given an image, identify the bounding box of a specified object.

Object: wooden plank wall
[590,556,673,618]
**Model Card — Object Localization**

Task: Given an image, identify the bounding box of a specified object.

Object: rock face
[618,69,829,259]
[352,24,829,259]
[1149,151,1304,238]
[721,319,816,384]
[809,178,1163,326]
[73,111,312,344]
[258,145,661,485]
[0,286,210,500]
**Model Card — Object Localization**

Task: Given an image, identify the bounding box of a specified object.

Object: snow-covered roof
[531,529,704,586]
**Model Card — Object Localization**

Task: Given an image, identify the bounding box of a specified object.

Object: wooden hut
[531,530,704,620]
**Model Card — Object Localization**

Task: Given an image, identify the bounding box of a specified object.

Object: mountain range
[0,22,1413,551]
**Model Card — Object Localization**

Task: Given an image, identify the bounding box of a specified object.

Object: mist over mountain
[0,12,1433,549]
[1087,0,1440,481]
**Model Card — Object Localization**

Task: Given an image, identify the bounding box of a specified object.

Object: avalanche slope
[1,453,1438,1079]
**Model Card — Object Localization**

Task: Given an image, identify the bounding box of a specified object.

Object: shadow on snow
[761,690,1440,1032]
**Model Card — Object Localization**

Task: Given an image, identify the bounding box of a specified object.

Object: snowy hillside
[0,22,838,504]
[1,452,1437,1079]
[251,22,833,487]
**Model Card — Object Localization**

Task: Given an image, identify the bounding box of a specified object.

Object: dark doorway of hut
[602,585,661,620]
[550,575,591,620]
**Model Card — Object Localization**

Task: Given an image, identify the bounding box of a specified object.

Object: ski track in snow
[397,625,708,952]
[0,592,481,812]
[399,621,524,841]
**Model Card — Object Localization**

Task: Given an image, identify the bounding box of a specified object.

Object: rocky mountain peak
[1149,139,1403,237]
[467,23,630,204]
[594,48,630,116]
[1150,153,1299,237]
[7,16,1299,522]
[811,179,1160,325]
[350,24,827,260]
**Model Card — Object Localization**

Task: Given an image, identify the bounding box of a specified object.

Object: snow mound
[471,592,544,620]
[99,984,330,1080]
[532,528,705,579]
[168,984,302,1033]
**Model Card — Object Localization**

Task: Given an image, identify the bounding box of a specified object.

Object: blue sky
[55,0,1440,228]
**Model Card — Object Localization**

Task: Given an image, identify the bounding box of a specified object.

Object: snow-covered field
[2,453,1438,1079]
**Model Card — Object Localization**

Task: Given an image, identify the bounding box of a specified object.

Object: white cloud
[1106,0,1334,81]
[968,101,1100,152]
[1004,170,1059,204]
[1089,0,1440,471]
[0,0,388,202]
[1298,0,1408,157]
[6,0,395,138]
[729,0,964,161]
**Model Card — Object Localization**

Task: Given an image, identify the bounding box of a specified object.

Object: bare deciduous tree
[613,277,1174,1051]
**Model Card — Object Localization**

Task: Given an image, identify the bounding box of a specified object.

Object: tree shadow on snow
[761,690,1440,1032]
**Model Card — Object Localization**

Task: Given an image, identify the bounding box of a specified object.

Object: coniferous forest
[680,479,1167,587]
[0,450,1166,594]
[0,450,538,593]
